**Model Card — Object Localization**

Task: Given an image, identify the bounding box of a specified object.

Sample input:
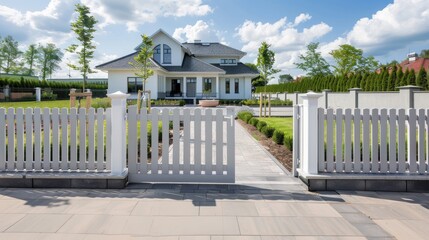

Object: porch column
[182,77,186,97]
[216,76,220,99]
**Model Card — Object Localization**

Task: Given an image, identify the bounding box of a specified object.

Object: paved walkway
[0,122,428,239]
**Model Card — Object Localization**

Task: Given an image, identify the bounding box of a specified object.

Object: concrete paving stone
[351,223,391,238]
[341,213,373,224]
[330,204,360,213]
[139,189,185,200]
[180,236,210,240]
[64,199,112,214]
[318,192,345,203]
[199,201,259,216]
[374,219,424,240]
[261,193,294,201]
[206,193,263,201]
[211,236,261,240]
[183,193,207,201]
[131,200,199,216]
[261,237,366,240]
[149,216,240,236]
[0,233,47,240]
[255,202,341,217]
[57,215,111,234]
[353,203,426,220]
[0,189,60,200]
[6,214,72,233]
[0,214,26,232]
[0,199,32,213]
[238,216,362,236]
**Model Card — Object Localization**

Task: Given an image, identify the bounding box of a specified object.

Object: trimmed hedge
[272,130,284,145]
[0,77,107,89]
[249,118,259,127]
[261,126,275,138]
[284,135,293,151]
[256,121,267,131]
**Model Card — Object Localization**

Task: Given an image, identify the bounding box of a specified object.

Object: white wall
[414,92,429,109]
[358,92,402,109]
[152,33,184,66]
[327,93,354,109]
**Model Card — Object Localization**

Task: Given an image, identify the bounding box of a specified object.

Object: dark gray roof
[183,43,246,57]
[211,63,259,75]
[96,52,161,69]
[163,55,225,73]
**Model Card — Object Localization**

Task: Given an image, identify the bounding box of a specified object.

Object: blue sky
[1,0,429,83]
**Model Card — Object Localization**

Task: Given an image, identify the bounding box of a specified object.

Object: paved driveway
[0,122,427,239]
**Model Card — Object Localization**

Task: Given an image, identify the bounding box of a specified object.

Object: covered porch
[158,75,220,99]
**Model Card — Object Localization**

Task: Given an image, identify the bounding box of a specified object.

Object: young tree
[67,4,98,91]
[295,42,331,76]
[256,42,280,86]
[129,34,154,92]
[420,49,429,58]
[330,44,378,76]
[23,44,38,76]
[357,56,379,73]
[38,43,63,80]
[278,74,293,83]
[0,35,22,74]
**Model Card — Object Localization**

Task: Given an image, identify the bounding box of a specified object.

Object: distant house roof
[183,43,246,57]
[96,52,163,70]
[163,55,225,73]
[212,63,259,75]
[399,57,429,72]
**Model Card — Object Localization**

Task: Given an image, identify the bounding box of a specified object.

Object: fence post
[397,85,422,109]
[300,92,322,175]
[107,91,130,175]
[322,89,331,109]
[349,88,361,108]
[35,87,41,102]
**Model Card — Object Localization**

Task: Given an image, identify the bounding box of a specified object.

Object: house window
[220,59,237,65]
[234,78,239,94]
[225,78,230,94]
[153,45,161,63]
[204,78,212,92]
[163,44,171,64]
[128,77,143,93]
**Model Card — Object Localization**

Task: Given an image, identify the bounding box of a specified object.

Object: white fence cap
[107,91,130,99]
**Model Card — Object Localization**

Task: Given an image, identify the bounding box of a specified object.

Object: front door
[186,78,196,97]
[171,79,181,96]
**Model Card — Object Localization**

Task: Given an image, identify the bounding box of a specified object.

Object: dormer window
[163,44,171,64]
[153,45,161,63]
[221,59,237,65]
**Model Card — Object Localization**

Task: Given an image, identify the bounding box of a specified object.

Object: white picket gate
[126,106,235,183]
[0,107,111,172]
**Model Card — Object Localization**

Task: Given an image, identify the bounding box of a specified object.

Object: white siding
[107,70,158,99]
[219,77,249,99]
[152,33,184,66]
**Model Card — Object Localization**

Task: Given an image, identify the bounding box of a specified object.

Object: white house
[96,29,259,100]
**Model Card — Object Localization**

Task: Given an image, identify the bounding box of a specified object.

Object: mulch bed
[238,119,293,172]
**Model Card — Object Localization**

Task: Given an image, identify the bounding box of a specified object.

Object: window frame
[153,45,161,63]
[163,44,172,64]
[234,78,239,94]
[127,77,143,93]
[225,78,230,94]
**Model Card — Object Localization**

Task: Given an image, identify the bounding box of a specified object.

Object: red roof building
[398,53,429,72]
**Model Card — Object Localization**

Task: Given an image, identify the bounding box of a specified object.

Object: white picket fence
[0,107,111,172]
[127,106,235,183]
[294,92,429,176]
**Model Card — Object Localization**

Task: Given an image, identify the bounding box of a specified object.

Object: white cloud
[82,0,213,32]
[173,20,225,43]
[324,0,429,56]
[236,14,332,82]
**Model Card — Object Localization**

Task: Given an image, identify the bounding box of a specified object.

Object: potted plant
[199,89,219,107]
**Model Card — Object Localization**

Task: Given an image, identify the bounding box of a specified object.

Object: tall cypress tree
[396,67,404,88]
[416,68,427,89]
[401,68,409,86]
[408,69,416,85]
[387,66,397,91]
[380,67,389,91]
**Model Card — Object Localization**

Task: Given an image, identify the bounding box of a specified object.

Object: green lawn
[0,100,88,109]
[257,117,293,137]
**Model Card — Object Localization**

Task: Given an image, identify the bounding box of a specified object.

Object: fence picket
[371,109,379,172]
[335,109,343,172]
[389,109,397,173]
[151,108,159,175]
[105,108,111,170]
[326,109,334,172]
[34,108,42,170]
[16,108,24,170]
[408,109,417,173]
[427,109,429,173]
[418,109,425,173]
[379,109,388,173]
[344,109,352,172]
[397,109,406,173]
[353,109,361,172]
[96,108,104,171]
[25,108,33,170]
[226,108,235,179]
[51,108,60,170]
[0,109,5,170]
[215,109,223,175]
[362,109,371,173]
[7,108,15,171]
[78,108,87,170]
[69,108,78,170]
[161,109,169,175]
[87,108,95,171]
[183,108,191,175]
[61,108,68,171]
[140,108,148,173]
[42,108,50,171]
[128,106,137,174]
[193,108,201,175]
[318,108,325,172]
[205,109,213,175]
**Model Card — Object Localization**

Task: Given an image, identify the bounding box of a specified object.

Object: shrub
[237,111,253,121]
[284,135,293,151]
[256,121,267,131]
[261,126,275,138]
[91,98,111,109]
[41,92,57,101]
[272,130,284,144]
[244,114,253,123]
[249,118,259,127]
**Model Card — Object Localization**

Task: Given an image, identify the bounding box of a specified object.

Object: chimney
[194,40,201,44]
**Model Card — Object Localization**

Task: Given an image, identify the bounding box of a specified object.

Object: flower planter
[199,99,219,107]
